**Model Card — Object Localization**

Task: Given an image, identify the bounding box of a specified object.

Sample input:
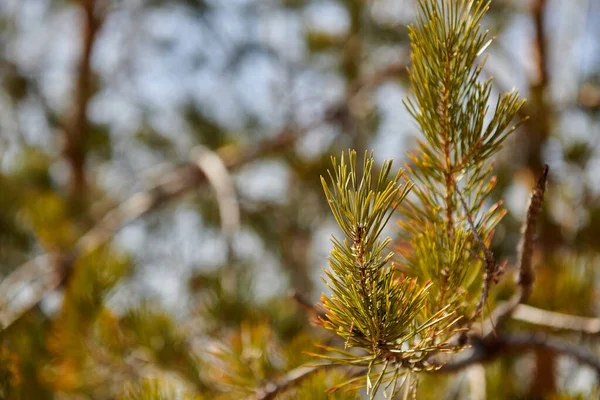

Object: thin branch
[289,330,600,394]
[63,0,105,197]
[517,164,549,295]
[190,144,241,261]
[454,182,497,318]
[250,365,329,400]
[0,127,305,331]
[437,332,600,377]
[0,253,66,328]
[531,0,549,90]
[512,304,600,335]
[454,183,494,265]
[289,289,321,317]
[190,145,240,237]
[349,61,408,96]
[485,165,548,334]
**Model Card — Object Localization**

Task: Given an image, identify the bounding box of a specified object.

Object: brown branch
[0,57,409,330]
[434,332,600,377]
[531,0,549,90]
[63,0,105,197]
[517,164,549,296]
[290,331,600,394]
[348,62,408,95]
[249,365,329,400]
[518,0,552,191]
[485,165,548,334]
[441,59,455,236]
[289,289,322,319]
[526,2,554,394]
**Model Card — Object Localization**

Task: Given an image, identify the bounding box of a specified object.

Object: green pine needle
[317,1,527,398]
[318,151,457,398]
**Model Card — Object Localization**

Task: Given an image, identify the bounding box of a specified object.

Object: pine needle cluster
[401,0,526,317]
[318,0,527,397]
[318,152,459,397]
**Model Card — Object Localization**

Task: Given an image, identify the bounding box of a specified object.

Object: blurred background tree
[0,0,598,398]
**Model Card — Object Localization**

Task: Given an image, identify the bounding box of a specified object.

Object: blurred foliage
[120,379,201,400]
[0,0,598,398]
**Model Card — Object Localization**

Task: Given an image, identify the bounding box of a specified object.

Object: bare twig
[190,145,240,237]
[0,57,411,330]
[517,165,549,295]
[512,304,600,335]
[289,290,319,315]
[63,0,106,197]
[250,365,328,400]
[0,253,66,328]
[485,165,549,334]
[349,61,408,96]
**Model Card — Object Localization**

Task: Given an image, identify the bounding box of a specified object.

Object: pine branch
[437,333,600,377]
[317,2,530,396]
[318,150,460,398]
[311,331,600,384]
[399,0,526,317]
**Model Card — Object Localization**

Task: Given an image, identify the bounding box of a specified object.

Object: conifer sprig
[317,1,528,397]
[318,151,458,397]
[400,0,526,314]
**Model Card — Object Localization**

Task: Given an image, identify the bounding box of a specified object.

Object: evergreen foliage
[318,151,458,396]
[401,0,526,319]
[317,0,529,397]
[0,0,598,398]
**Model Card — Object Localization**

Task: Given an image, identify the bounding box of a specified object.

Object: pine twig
[250,365,330,400]
[331,330,600,381]
[517,165,549,295]
[453,182,498,319]
[437,332,600,377]
[485,165,549,335]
